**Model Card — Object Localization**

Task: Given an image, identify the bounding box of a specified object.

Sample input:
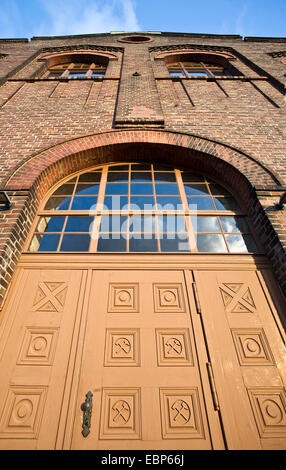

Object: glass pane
[99,215,128,232]
[37,234,60,252]
[184,183,209,196]
[181,172,205,183]
[97,236,126,252]
[131,164,151,170]
[130,196,155,210]
[65,216,94,232]
[68,73,87,77]
[53,184,75,196]
[213,197,240,211]
[154,173,177,182]
[209,184,231,196]
[155,184,180,195]
[131,172,152,182]
[74,183,100,195]
[107,172,129,182]
[158,215,186,233]
[225,234,258,253]
[103,196,128,210]
[129,237,158,252]
[105,183,129,195]
[36,216,66,233]
[156,196,182,210]
[44,197,71,211]
[153,164,174,171]
[220,216,250,233]
[194,216,221,232]
[71,196,97,210]
[60,234,90,252]
[187,196,214,211]
[160,233,190,252]
[196,234,227,252]
[78,172,102,183]
[129,215,156,233]
[108,165,129,171]
[130,183,153,195]
[188,72,208,76]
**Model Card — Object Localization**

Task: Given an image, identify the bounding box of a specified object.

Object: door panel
[0,268,84,450]
[70,270,223,450]
[194,269,286,450]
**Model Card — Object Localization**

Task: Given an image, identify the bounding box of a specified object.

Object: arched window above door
[28,163,258,254]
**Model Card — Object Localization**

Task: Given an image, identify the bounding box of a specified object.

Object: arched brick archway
[1,129,285,308]
[4,129,280,192]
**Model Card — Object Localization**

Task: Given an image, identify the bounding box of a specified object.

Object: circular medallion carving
[244,337,261,355]
[32,336,48,352]
[14,399,33,422]
[117,290,131,303]
[264,399,283,424]
[162,290,176,304]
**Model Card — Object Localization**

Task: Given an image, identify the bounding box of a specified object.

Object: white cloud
[38,0,141,36]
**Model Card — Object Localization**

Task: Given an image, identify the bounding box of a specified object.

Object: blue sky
[0,0,285,39]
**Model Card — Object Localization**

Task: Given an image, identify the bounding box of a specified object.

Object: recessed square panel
[108,283,139,312]
[153,283,185,312]
[104,329,140,366]
[17,327,59,365]
[232,329,275,366]
[156,329,193,366]
[160,388,205,439]
[248,388,286,438]
[0,386,47,439]
[100,388,141,439]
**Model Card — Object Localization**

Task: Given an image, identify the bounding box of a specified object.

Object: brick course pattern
[0,32,286,305]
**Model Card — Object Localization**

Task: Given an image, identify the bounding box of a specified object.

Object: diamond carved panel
[17,327,59,365]
[156,329,193,366]
[99,388,141,439]
[32,281,68,312]
[108,284,139,313]
[219,283,256,313]
[232,329,275,366]
[248,388,286,438]
[104,329,140,366]
[160,388,204,439]
[153,284,185,313]
[0,386,47,439]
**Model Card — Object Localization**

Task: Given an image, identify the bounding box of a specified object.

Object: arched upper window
[28,163,258,254]
[165,53,241,78]
[43,53,108,78]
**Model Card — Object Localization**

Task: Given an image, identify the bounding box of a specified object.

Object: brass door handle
[81,391,93,437]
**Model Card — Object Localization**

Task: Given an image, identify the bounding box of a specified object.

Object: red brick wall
[0,32,286,306]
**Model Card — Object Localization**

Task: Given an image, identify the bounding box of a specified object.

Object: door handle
[81,391,93,437]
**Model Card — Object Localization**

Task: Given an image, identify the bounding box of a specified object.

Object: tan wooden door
[69,270,224,450]
[0,268,85,450]
[194,269,286,450]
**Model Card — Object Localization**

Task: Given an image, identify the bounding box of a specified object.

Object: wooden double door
[0,259,286,450]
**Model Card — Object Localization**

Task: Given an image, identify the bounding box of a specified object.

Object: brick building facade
[0,31,285,450]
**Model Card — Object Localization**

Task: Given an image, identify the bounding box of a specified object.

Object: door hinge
[192,282,201,314]
[206,362,220,411]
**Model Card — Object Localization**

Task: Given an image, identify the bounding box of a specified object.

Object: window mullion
[175,169,197,253]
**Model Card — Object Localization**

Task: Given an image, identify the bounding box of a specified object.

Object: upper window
[28,163,259,254]
[44,54,108,79]
[165,52,240,78]
[167,60,232,78]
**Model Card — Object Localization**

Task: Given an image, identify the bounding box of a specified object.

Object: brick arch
[4,130,279,194]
